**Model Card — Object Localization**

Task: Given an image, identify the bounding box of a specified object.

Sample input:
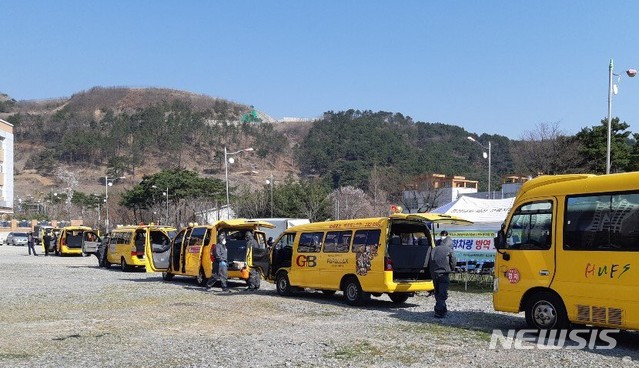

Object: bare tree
[329,186,375,220]
[514,122,584,175]
[368,164,390,216]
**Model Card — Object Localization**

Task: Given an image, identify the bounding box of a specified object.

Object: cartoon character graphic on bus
[356,244,378,276]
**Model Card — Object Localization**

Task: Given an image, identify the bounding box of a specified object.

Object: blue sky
[2,1,639,139]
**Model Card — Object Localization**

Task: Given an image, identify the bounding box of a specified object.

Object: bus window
[565,192,639,250]
[506,201,552,250]
[298,232,323,253]
[323,231,352,253]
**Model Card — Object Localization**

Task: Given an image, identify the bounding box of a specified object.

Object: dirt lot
[1,245,638,367]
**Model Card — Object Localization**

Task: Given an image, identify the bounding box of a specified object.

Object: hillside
[2,87,300,203]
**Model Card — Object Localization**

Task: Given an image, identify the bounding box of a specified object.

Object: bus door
[248,230,270,277]
[144,230,175,273]
[270,233,296,279]
[184,227,207,275]
[495,199,556,312]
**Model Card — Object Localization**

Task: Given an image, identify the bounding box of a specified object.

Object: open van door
[81,231,102,257]
[391,213,474,226]
[144,232,171,273]
[248,231,270,277]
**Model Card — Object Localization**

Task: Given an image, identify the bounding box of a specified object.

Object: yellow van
[101,225,176,271]
[144,219,274,286]
[55,226,101,256]
[269,213,471,305]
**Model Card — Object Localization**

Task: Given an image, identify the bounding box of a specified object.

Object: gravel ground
[1,245,638,368]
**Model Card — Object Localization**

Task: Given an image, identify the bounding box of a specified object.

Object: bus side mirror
[494,230,506,250]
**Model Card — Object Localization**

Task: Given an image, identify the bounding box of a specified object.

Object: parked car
[6,232,29,246]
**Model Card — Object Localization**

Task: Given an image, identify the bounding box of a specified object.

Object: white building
[0,119,13,214]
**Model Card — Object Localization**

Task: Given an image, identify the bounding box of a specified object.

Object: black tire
[525,291,569,330]
[388,293,410,304]
[276,272,292,296]
[120,258,130,272]
[162,272,174,281]
[197,267,208,286]
[321,290,337,296]
[343,278,370,306]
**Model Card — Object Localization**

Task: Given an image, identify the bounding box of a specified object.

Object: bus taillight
[384,257,393,271]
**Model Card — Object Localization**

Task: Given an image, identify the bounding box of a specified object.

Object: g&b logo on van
[296,255,317,267]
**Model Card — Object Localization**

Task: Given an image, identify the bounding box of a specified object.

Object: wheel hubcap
[533,301,557,328]
[278,278,287,290]
[347,284,357,299]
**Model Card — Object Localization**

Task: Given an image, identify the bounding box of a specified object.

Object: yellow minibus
[101,225,176,271]
[493,172,639,329]
[269,213,471,305]
[55,226,101,256]
[145,220,274,286]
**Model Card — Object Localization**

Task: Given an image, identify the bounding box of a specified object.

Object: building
[0,119,13,214]
[402,174,478,212]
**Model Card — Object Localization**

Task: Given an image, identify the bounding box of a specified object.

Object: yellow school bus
[269,213,472,306]
[144,220,274,286]
[493,172,639,329]
[56,226,101,256]
[103,225,176,271]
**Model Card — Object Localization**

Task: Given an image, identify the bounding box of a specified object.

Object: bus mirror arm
[494,230,510,260]
[494,230,506,251]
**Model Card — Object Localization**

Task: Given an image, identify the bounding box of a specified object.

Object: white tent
[433,196,515,225]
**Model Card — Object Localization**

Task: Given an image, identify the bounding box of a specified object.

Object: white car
[6,232,29,246]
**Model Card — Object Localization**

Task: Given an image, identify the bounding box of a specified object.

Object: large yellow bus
[493,172,639,330]
[269,213,471,306]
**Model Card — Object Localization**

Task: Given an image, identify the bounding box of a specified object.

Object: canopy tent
[433,196,515,228]
[432,196,516,264]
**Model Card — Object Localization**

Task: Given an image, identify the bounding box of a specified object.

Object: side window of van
[189,227,206,246]
[298,232,324,253]
[323,231,352,253]
[352,230,381,253]
[275,233,295,250]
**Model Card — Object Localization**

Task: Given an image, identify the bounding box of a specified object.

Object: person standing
[43,232,51,256]
[245,231,261,291]
[429,230,456,318]
[206,233,230,293]
[27,232,38,256]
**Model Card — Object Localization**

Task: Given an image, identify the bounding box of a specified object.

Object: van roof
[516,172,639,199]
[284,213,472,232]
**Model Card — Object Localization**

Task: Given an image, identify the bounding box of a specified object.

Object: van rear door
[144,231,171,273]
[81,231,101,256]
[391,213,474,226]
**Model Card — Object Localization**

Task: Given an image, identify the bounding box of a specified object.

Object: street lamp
[467,137,492,199]
[105,175,125,233]
[266,173,274,218]
[152,185,170,225]
[607,59,637,174]
[224,146,254,219]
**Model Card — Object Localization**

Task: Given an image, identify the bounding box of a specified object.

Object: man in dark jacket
[206,233,230,293]
[429,230,456,318]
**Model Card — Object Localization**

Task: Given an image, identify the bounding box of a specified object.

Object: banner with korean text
[448,230,497,261]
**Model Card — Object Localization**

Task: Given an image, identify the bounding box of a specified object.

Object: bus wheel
[525,291,569,330]
[197,268,208,286]
[388,293,410,304]
[162,272,174,281]
[321,290,337,296]
[121,258,131,272]
[343,278,370,306]
[276,272,291,296]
